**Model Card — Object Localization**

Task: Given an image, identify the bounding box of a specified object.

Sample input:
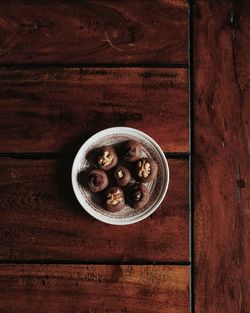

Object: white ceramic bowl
[71,127,169,225]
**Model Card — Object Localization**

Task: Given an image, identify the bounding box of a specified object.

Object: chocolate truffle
[136,158,158,183]
[87,169,108,193]
[113,165,132,187]
[122,140,142,162]
[97,145,118,171]
[105,187,125,212]
[129,183,150,210]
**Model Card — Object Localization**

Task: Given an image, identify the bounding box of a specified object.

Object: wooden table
[0,1,249,312]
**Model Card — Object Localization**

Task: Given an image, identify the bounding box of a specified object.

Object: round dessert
[135,158,158,183]
[87,169,108,193]
[97,145,118,171]
[121,140,142,162]
[129,183,150,210]
[105,187,125,212]
[113,165,132,187]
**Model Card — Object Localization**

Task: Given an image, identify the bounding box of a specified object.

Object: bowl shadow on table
[55,134,99,223]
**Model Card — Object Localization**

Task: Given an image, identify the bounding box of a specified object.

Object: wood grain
[0,1,188,65]
[0,67,188,153]
[0,264,189,313]
[0,158,189,262]
[194,1,250,312]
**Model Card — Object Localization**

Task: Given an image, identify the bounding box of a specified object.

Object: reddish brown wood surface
[0,0,188,65]
[0,158,189,262]
[0,1,191,310]
[0,67,188,153]
[194,1,250,312]
[0,265,190,313]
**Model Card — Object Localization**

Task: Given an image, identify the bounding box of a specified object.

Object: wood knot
[237,179,246,188]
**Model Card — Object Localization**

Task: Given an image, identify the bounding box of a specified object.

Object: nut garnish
[138,160,151,178]
[117,170,124,178]
[107,190,123,205]
[98,150,114,166]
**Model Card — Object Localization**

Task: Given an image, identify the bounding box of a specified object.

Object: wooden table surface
[0,1,249,313]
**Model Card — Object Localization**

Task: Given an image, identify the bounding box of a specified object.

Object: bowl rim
[71,127,170,225]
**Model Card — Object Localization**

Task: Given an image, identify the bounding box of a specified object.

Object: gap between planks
[188,0,195,313]
[0,260,191,266]
[0,152,190,160]
[0,63,189,69]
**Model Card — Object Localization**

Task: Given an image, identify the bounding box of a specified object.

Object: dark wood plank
[0,265,189,313]
[0,158,189,262]
[0,1,188,65]
[0,67,188,153]
[194,1,250,312]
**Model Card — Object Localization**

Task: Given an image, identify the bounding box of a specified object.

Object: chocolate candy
[135,158,158,183]
[113,165,132,187]
[105,187,125,212]
[97,145,118,170]
[122,140,142,162]
[129,183,150,210]
[87,169,108,193]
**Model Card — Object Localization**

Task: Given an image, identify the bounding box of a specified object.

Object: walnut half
[138,160,151,178]
[106,190,123,205]
[98,150,114,166]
